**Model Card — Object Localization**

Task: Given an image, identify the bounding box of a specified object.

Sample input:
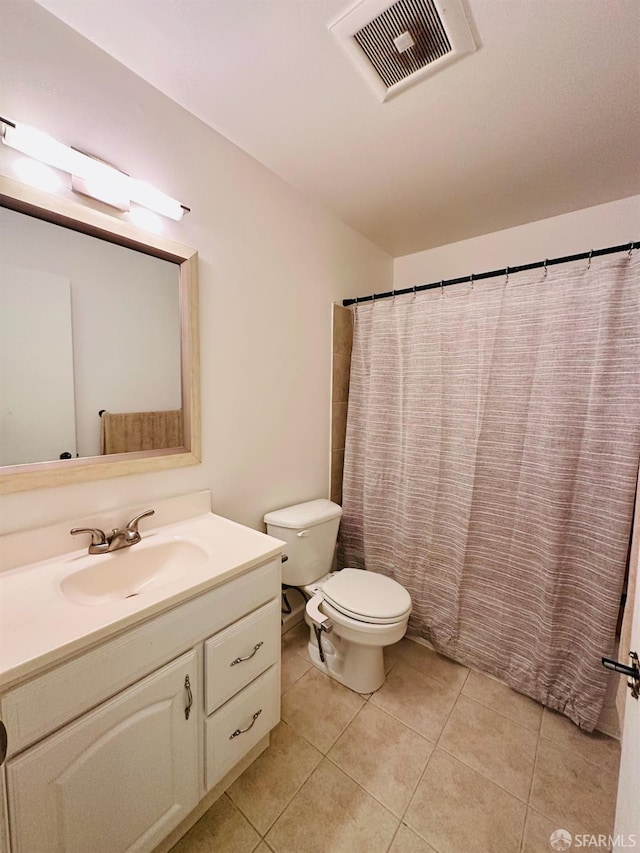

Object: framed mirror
[0,175,200,494]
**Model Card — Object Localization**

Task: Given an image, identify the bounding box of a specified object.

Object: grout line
[368,665,463,741]
[385,823,403,853]
[390,665,465,853]
[395,649,472,693]
[316,755,404,851]
[459,684,544,734]
[275,638,617,852]
[232,727,324,842]
[535,715,621,771]
[278,667,427,849]
[431,691,537,809]
[316,752,405,851]
[435,742,532,806]
[525,721,543,809]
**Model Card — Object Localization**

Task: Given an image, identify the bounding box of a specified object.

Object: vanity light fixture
[0,117,189,221]
[12,157,65,194]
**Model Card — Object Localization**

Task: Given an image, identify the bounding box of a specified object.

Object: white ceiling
[34,0,640,256]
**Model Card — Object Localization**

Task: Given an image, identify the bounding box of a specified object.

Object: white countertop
[0,511,284,690]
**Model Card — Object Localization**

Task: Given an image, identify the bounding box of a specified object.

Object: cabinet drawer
[204,664,280,791]
[205,598,280,714]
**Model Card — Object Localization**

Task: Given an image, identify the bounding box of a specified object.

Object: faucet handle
[124,509,155,534]
[70,527,107,546]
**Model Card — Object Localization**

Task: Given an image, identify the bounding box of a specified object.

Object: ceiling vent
[330,0,477,102]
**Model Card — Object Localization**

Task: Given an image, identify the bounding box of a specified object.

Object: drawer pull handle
[184,675,193,720]
[230,641,264,667]
[0,721,6,766]
[229,709,262,740]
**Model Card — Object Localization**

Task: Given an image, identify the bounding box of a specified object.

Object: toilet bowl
[304,568,411,693]
[264,500,411,694]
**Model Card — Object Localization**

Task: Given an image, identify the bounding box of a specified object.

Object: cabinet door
[7,650,198,853]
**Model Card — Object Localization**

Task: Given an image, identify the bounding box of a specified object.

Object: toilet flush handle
[296,530,310,538]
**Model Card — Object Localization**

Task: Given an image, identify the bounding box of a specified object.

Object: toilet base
[305,628,386,694]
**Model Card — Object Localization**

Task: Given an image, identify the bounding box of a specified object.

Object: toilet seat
[321,568,411,625]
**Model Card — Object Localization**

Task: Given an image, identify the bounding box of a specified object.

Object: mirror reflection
[0,206,182,466]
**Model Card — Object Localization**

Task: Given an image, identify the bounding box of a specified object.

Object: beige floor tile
[226,721,322,835]
[397,638,469,691]
[370,660,458,741]
[281,667,365,753]
[254,844,272,853]
[389,824,438,852]
[595,703,621,740]
[521,808,582,853]
[328,702,433,816]
[281,646,312,695]
[265,758,399,853]
[596,670,621,738]
[404,749,526,853]
[281,621,309,656]
[384,640,405,673]
[462,670,543,731]
[540,707,621,772]
[530,737,618,836]
[169,794,261,853]
[439,694,538,801]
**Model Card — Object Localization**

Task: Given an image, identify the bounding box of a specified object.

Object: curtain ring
[470,273,474,291]
[505,266,510,285]
[628,241,634,260]
[440,279,444,297]
[392,288,396,304]
[587,250,593,270]
[543,259,548,278]
[413,284,417,300]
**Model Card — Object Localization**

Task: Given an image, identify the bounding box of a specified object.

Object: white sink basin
[59,537,209,606]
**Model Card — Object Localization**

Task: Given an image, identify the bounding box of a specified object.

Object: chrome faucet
[71,509,155,554]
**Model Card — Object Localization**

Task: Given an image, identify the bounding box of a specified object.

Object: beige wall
[394,195,640,288]
[0,1,393,534]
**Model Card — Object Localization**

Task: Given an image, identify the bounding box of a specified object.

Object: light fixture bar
[129,179,189,221]
[0,116,189,221]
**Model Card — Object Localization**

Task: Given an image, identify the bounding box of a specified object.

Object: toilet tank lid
[264,499,343,529]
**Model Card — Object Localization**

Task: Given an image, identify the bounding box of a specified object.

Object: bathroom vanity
[0,492,284,853]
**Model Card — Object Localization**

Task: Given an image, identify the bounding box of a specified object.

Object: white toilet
[264,499,411,694]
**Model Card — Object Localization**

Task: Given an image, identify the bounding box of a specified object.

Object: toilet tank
[264,499,343,587]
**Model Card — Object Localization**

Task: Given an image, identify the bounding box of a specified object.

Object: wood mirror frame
[0,175,200,494]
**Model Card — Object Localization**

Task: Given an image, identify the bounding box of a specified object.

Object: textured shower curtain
[340,252,640,730]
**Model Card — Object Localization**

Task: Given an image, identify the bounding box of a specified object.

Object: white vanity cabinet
[0,553,282,853]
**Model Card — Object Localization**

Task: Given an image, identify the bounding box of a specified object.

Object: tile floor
[171,622,621,853]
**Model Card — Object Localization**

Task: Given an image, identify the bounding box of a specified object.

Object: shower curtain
[340,252,640,730]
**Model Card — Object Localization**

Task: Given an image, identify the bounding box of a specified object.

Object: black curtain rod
[342,241,639,307]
